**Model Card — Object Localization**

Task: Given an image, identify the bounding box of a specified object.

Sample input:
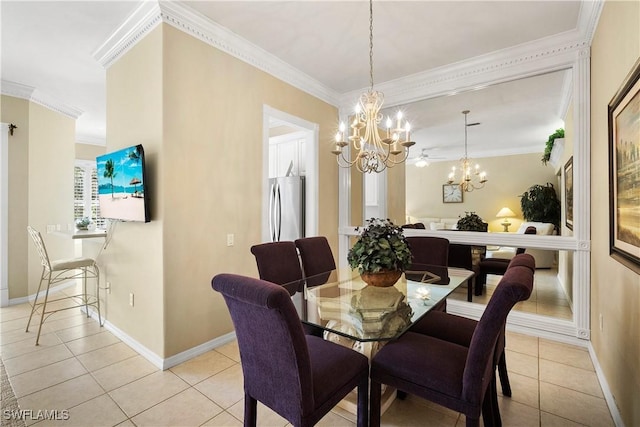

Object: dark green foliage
[542,128,565,165]
[347,218,412,274]
[520,183,561,230]
[456,212,488,231]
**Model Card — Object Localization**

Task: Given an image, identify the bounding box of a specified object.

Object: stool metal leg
[25,267,47,333]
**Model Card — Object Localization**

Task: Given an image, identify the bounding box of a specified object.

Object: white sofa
[486,222,556,268]
[407,216,459,231]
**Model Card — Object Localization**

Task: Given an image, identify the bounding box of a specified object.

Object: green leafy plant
[456,212,488,231]
[75,217,91,230]
[347,218,412,274]
[541,128,565,165]
[520,183,561,230]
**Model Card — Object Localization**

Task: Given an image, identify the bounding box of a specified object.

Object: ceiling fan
[410,148,445,167]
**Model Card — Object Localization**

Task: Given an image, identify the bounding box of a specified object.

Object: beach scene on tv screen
[96,145,147,222]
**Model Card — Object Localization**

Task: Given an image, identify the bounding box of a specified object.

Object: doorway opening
[262,106,319,242]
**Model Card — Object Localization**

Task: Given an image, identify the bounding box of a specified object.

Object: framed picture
[608,58,640,269]
[442,184,463,203]
[564,157,573,230]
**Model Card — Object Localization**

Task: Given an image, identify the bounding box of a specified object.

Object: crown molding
[1,80,83,119]
[339,29,588,112]
[92,1,163,69]
[338,1,604,112]
[93,0,341,107]
[1,80,35,99]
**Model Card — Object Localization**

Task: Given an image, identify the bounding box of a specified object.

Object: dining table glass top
[288,265,474,343]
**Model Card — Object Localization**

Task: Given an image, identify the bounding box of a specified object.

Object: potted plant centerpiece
[456,212,488,232]
[348,218,412,287]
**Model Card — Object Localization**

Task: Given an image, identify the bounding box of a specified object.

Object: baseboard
[588,343,625,427]
[8,280,79,306]
[83,307,236,370]
[162,331,237,370]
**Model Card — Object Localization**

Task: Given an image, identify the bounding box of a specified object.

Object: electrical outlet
[227,234,234,247]
[56,224,61,231]
[46,225,55,233]
[129,292,134,307]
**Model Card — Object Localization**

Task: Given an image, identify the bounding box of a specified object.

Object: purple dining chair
[370,254,535,427]
[250,241,302,296]
[212,274,369,427]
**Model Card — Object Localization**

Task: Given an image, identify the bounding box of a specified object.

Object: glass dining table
[285,264,475,415]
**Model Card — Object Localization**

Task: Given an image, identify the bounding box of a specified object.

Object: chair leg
[83,267,90,317]
[244,393,257,427]
[497,351,512,397]
[467,278,473,302]
[25,269,46,333]
[369,379,382,427]
[94,265,103,327]
[357,374,369,427]
[481,376,502,427]
[34,278,53,346]
[475,274,486,296]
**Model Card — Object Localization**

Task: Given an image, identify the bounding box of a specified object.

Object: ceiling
[1,1,584,159]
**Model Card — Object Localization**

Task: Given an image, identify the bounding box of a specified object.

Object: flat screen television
[96,144,150,222]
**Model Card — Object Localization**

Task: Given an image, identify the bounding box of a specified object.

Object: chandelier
[331,0,414,173]
[447,110,487,192]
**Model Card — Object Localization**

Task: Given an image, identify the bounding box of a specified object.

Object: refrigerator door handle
[275,183,282,241]
[269,182,276,242]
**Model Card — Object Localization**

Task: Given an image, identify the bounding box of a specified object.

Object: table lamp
[496,207,516,232]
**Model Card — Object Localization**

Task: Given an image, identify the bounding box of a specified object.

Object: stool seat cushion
[51,257,96,271]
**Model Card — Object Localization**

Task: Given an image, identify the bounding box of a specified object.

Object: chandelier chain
[369,0,374,91]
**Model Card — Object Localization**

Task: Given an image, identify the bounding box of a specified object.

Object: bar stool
[26,226,102,345]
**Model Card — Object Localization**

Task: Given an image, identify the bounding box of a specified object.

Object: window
[74,160,105,229]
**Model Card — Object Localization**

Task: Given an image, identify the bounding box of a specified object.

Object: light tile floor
[0,286,614,427]
[449,268,573,320]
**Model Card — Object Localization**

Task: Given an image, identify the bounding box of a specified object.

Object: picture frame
[608,58,640,270]
[442,184,463,203]
[564,157,573,230]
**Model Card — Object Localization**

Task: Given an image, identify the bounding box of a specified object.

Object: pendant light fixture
[447,110,487,192]
[331,0,414,173]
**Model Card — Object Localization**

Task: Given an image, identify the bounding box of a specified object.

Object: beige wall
[102,24,339,358]
[75,142,105,161]
[591,1,640,425]
[387,162,406,226]
[27,103,76,298]
[102,26,166,356]
[1,97,76,300]
[406,152,558,232]
[1,96,30,298]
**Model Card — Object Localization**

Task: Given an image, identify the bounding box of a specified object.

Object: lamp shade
[496,207,516,218]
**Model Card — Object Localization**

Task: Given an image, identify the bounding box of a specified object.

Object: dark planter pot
[361,270,402,287]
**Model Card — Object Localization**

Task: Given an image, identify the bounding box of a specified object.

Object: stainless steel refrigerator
[269,176,305,242]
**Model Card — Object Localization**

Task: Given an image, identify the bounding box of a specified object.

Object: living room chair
[212,274,369,427]
[410,254,536,400]
[370,255,535,427]
[476,226,537,296]
[25,226,102,345]
[250,241,302,296]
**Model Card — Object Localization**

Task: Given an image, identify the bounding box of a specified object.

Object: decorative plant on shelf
[520,183,561,230]
[541,128,565,165]
[348,218,412,287]
[75,217,91,230]
[456,212,488,232]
